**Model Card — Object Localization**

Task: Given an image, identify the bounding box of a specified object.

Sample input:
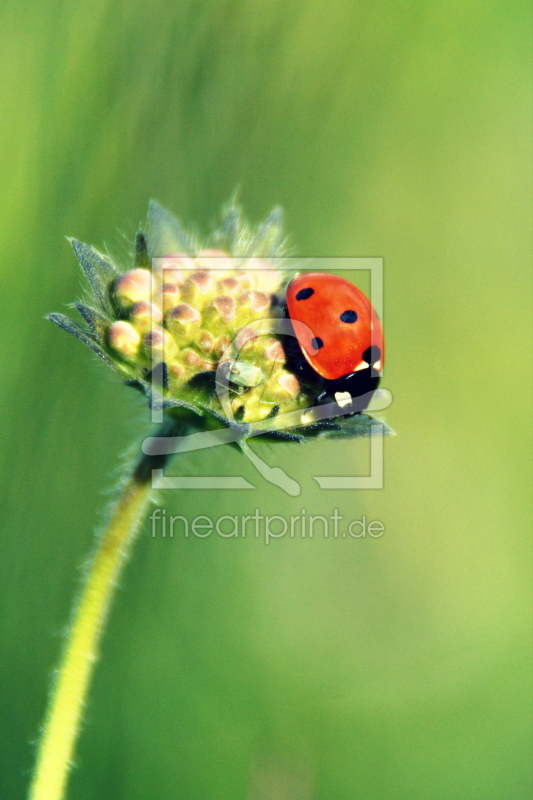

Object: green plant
[28,201,390,800]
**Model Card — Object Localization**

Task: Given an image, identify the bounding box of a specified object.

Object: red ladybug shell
[286,273,384,381]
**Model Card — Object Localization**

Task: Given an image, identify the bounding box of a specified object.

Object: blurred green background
[1,1,531,798]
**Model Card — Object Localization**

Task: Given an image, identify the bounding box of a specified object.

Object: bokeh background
[1,1,531,798]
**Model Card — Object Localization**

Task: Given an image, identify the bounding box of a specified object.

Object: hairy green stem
[28,422,173,800]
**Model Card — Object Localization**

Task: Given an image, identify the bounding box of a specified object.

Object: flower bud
[263,339,285,362]
[108,320,141,360]
[216,276,241,296]
[168,361,187,381]
[214,335,231,358]
[179,349,213,372]
[129,301,163,334]
[165,303,201,346]
[142,327,178,362]
[180,271,214,306]
[261,370,301,403]
[232,326,259,352]
[114,268,156,310]
[157,282,181,315]
[203,296,237,336]
[277,372,300,398]
[52,201,390,449]
[196,329,215,354]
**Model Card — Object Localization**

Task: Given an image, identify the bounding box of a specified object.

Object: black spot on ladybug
[311,337,324,350]
[340,309,358,323]
[296,287,314,301]
[362,345,381,364]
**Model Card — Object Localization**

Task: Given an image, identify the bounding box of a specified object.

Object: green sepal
[316,413,394,439]
[246,411,393,442]
[68,239,117,312]
[47,313,113,365]
[134,231,150,269]
[72,303,109,339]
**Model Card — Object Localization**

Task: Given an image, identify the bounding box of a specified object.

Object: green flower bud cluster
[107,249,312,423]
[49,200,391,443]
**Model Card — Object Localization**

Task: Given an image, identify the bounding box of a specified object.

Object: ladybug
[285,272,384,411]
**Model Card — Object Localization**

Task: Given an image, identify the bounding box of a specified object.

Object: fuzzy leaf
[148,200,193,257]
[248,411,393,442]
[316,413,394,439]
[73,303,109,339]
[48,313,113,365]
[69,239,117,311]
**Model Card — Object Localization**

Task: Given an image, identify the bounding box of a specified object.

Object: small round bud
[142,327,178,361]
[234,326,259,350]
[249,291,271,314]
[263,339,285,362]
[181,270,213,301]
[238,290,271,316]
[196,329,215,353]
[165,303,201,345]
[157,282,181,314]
[214,335,231,357]
[277,372,300,398]
[129,301,163,333]
[212,295,236,323]
[108,321,141,359]
[216,276,240,296]
[261,370,301,403]
[114,269,156,310]
[168,362,186,379]
[181,348,202,366]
